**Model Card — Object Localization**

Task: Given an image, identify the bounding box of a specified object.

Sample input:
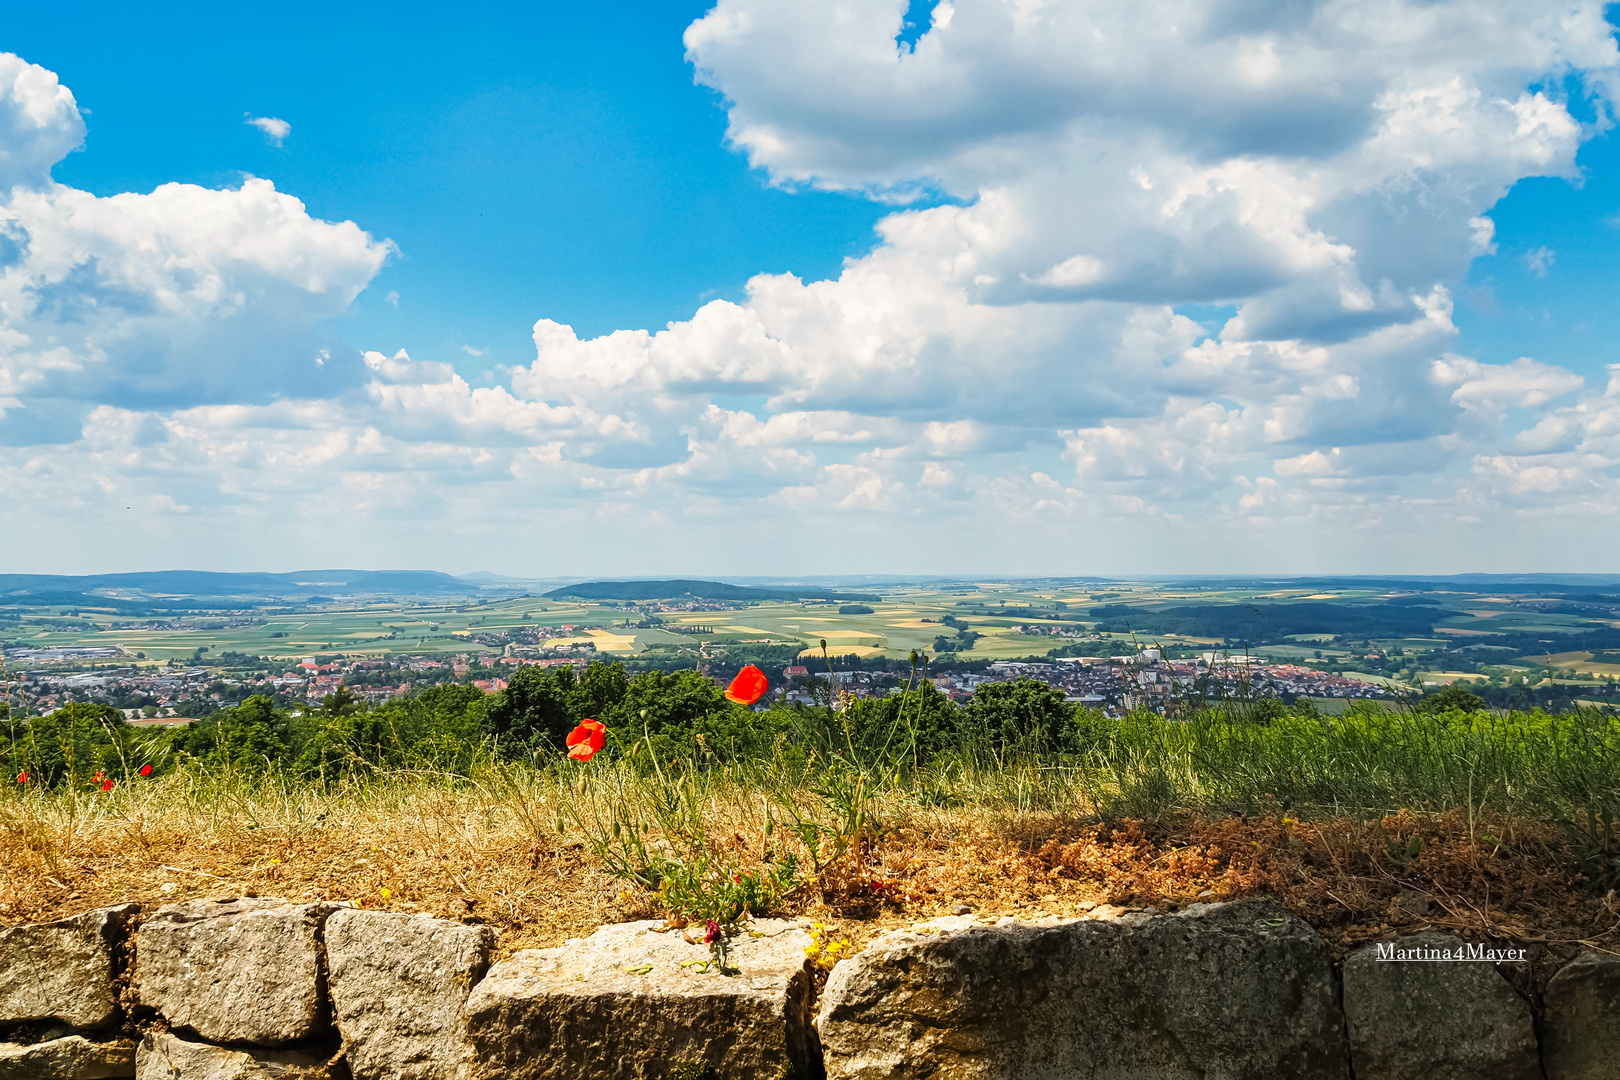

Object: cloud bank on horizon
[2,1,1619,574]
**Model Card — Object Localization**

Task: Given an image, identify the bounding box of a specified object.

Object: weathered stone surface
[0,1033,136,1079]
[135,898,335,1047]
[461,918,817,1080]
[1542,951,1620,1080]
[324,909,495,1080]
[0,905,137,1029]
[133,1033,323,1080]
[817,900,1349,1080]
[1342,932,1539,1080]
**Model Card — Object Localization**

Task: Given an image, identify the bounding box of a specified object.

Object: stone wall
[2,897,1616,1079]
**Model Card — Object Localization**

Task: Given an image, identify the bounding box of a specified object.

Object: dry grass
[2,767,1617,966]
[0,772,619,956]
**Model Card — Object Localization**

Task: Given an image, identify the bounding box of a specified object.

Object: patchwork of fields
[4,579,1616,690]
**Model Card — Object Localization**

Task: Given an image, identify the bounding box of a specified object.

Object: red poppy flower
[724,665,769,706]
[703,919,721,944]
[139,764,154,778]
[92,770,106,783]
[566,719,607,762]
[15,771,28,784]
[100,778,115,792]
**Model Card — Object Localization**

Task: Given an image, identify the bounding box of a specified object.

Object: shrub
[963,678,1073,755]
[1417,685,1487,714]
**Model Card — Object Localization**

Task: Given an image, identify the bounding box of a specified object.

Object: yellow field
[1543,651,1620,677]
[584,630,638,653]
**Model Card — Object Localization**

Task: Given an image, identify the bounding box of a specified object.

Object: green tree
[1417,685,1487,714]
[484,665,577,756]
[845,683,963,766]
[607,669,734,761]
[962,678,1072,754]
[318,685,361,717]
[5,703,135,785]
[571,661,630,721]
[481,661,630,759]
[176,695,289,772]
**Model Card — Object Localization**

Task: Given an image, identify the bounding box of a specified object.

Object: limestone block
[1542,951,1620,1080]
[324,909,495,1080]
[460,918,817,1080]
[0,905,137,1029]
[133,1033,323,1080]
[0,1033,135,1079]
[817,900,1350,1080]
[135,898,336,1047]
[1342,932,1540,1080]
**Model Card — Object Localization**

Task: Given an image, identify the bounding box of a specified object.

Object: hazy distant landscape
[5,571,1618,719]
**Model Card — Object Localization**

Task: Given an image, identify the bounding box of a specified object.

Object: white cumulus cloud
[4,5,1620,573]
[0,53,392,430]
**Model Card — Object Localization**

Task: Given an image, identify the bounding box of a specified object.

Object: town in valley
[5,571,1617,722]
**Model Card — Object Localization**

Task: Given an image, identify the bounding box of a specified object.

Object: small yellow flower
[379,887,392,900]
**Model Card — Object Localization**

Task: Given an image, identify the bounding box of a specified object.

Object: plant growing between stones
[802,922,852,972]
[562,711,800,941]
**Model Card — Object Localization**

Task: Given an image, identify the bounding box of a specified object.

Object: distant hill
[1177,574,1620,595]
[0,590,201,612]
[545,579,881,603]
[0,569,481,599]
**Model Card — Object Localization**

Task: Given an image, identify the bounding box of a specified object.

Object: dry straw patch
[0,773,619,955]
[2,770,1617,964]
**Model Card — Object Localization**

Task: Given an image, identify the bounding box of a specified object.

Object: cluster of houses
[4,637,1392,722]
[776,650,1392,714]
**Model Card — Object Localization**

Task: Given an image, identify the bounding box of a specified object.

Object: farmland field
[3,576,1619,705]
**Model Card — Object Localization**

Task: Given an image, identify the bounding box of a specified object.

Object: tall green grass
[1085,707,1620,822]
[6,687,1619,826]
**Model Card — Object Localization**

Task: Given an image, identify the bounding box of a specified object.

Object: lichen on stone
[662,1062,718,1080]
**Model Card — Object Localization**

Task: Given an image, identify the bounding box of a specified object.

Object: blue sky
[2,1,1619,576]
[4,1,891,374]
[1459,140,1620,376]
